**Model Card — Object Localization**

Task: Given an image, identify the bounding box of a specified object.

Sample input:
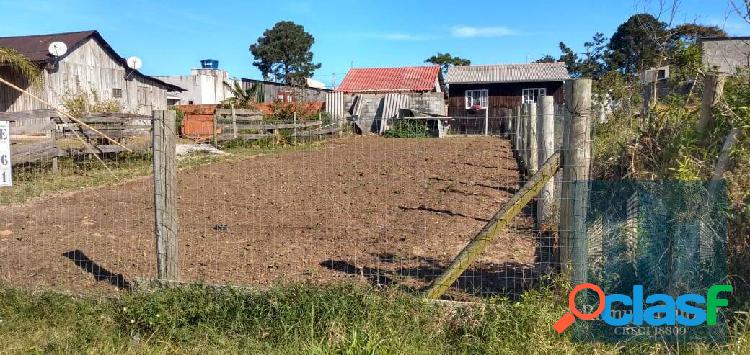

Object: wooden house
[0,30,183,115]
[445,62,569,133]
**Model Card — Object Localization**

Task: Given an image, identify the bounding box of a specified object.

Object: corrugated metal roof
[445,62,569,84]
[337,66,441,93]
[0,30,184,91]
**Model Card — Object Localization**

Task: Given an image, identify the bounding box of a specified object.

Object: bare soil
[0,136,540,298]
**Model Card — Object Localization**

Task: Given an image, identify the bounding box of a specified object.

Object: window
[111,88,122,98]
[277,90,294,103]
[465,89,488,109]
[137,86,148,105]
[522,88,546,104]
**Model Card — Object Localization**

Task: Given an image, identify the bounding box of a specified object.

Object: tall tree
[535,54,557,63]
[558,33,608,78]
[250,21,321,85]
[607,14,669,74]
[424,53,470,74]
[670,23,726,43]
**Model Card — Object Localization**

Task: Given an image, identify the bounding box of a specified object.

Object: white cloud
[450,25,516,38]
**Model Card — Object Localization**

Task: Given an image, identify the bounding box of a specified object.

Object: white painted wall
[156,68,236,105]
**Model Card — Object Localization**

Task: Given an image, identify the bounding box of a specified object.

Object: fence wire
[1,100,588,300]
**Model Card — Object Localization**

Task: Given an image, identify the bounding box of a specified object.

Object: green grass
[0,139,325,205]
[1,283,748,353]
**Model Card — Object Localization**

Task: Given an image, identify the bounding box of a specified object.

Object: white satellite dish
[48,41,67,57]
[126,56,143,70]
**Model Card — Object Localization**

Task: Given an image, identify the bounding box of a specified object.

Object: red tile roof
[337,66,441,93]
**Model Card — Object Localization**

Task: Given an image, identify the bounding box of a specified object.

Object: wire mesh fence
[0,100,575,300]
[12,79,722,304]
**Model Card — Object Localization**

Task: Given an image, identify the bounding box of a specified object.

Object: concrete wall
[156,69,236,105]
[702,38,750,75]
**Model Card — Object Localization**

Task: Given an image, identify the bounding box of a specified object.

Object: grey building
[701,36,750,75]
[0,30,184,114]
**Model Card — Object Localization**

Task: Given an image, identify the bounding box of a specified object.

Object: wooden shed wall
[1,38,169,115]
[447,81,564,118]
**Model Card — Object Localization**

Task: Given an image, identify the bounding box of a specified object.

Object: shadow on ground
[62,250,131,290]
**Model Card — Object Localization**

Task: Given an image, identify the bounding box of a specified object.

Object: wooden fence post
[559,79,592,285]
[153,110,179,281]
[484,106,490,136]
[231,103,238,139]
[424,152,561,299]
[513,107,520,151]
[506,108,513,139]
[537,96,555,229]
[526,102,538,176]
[519,105,527,168]
[211,112,217,147]
[293,112,298,144]
[697,74,725,136]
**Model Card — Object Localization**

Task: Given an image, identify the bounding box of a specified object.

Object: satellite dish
[126,56,143,70]
[48,41,67,57]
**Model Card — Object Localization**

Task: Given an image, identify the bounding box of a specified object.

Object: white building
[156,61,237,105]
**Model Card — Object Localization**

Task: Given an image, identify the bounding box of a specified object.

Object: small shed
[0,30,184,115]
[335,66,446,133]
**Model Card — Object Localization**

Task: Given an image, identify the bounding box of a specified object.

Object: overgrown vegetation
[1,283,749,353]
[543,4,750,301]
[384,119,429,138]
[61,89,122,118]
[0,46,42,86]
[588,59,750,301]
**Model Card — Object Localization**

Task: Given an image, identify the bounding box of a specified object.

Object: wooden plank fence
[6,110,153,166]
[213,108,335,143]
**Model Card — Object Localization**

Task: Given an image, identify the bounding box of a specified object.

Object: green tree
[558,33,608,78]
[670,23,726,44]
[607,14,669,74]
[249,21,321,85]
[424,52,470,74]
[534,54,557,63]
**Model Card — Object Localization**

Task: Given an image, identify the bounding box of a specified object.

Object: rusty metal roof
[445,62,569,84]
[337,66,441,93]
[0,30,184,91]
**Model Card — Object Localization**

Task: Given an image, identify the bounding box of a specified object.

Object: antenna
[126,56,143,70]
[48,41,68,57]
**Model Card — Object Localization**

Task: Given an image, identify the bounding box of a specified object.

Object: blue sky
[1,0,748,87]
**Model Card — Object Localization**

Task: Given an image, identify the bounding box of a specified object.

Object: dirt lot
[0,136,540,298]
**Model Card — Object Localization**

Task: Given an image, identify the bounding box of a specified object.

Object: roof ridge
[453,62,565,68]
[0,30,97,39]
[349,65,439,71]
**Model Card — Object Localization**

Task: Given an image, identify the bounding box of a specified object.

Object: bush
[384,119,429,138]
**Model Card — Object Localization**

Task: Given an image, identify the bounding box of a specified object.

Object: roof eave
[445,78,569,85]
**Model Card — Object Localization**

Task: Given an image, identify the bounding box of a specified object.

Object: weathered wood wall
[1,38,170,115]
[447,81,564,117]
[447,81,564,134]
